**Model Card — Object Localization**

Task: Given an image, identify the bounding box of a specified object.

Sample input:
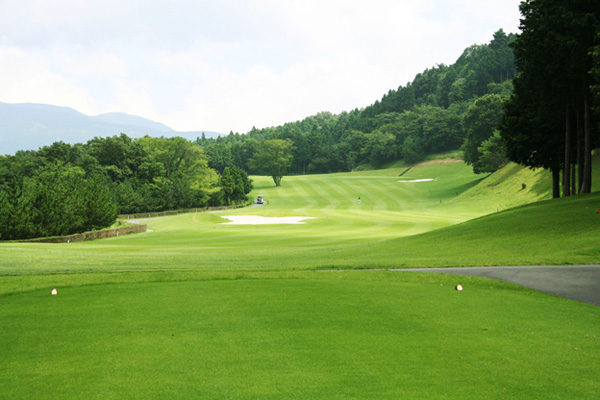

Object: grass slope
[453,163,552,211]
[332,191,600,269]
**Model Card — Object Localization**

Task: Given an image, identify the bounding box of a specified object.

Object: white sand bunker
[221,215,316,225]
[397,178,436,183]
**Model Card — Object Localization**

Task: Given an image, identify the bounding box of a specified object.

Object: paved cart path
[393,265,600,307]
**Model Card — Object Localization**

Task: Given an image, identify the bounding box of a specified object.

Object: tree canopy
[463,94,505,173]
[249,139,294,186]
[0,135,253,240]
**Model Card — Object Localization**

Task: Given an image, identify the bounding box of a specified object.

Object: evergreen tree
[501,0,599,196]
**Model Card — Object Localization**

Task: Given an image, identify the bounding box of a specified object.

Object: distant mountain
[0,102,224,155]
[92,112,175,133]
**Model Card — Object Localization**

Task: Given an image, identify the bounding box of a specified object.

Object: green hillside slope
[343,190,600,268]
[454,154,600,211]
[453,163,552,210]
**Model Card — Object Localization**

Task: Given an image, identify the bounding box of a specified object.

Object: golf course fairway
[1,161,599,399]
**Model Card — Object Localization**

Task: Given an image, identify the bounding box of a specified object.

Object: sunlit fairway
[0,161,518,273]
[1,160,599,399]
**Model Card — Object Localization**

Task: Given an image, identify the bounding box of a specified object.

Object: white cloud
[105,80,158,119]
[52,48,128,77]
[0,0,522,134]
[0,44,97,113]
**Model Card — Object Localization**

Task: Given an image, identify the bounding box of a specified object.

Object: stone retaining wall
[26,224,148,243]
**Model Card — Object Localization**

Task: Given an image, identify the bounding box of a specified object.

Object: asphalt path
[393,265,600,307]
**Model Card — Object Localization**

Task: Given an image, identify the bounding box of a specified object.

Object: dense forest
[198,29,517,175]
[0,136,253,240]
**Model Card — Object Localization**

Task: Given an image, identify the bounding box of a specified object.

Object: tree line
[500,0,600,198]
[198,29,517,175]
[0,135,253,240]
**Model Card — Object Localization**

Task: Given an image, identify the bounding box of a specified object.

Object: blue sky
[0,0,522,134]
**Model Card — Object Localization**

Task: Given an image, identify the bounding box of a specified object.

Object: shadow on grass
[529,169,552,197]
[453,176,488,195]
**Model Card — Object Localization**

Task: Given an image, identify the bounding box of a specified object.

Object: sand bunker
[221,216,316,225]
[397,179,435,183]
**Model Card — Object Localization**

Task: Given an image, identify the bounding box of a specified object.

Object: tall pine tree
[501,0,599,197]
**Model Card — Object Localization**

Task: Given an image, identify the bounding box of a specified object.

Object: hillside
[453,163,552,211]
[451,153,600,211]
[0,102,224,155]
[359,190,600,268]
[198,30,517,175]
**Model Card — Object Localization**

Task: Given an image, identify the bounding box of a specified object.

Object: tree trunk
[571,162,577,195]
[563,103,572,197]
[581,93,593,193]
[552,167,561,199]
[576,107,584,193]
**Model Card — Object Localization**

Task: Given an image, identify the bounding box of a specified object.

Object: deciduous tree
[249,139,293,186]
[463,94,504,173]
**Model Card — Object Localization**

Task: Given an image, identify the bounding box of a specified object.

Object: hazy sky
[0,0,522,134]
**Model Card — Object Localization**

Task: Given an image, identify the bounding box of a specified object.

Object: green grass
[1,271,599,399]
[452,163,552,211]
[1,159,599,399]
[331,190,600,269]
